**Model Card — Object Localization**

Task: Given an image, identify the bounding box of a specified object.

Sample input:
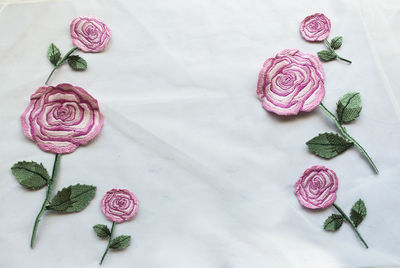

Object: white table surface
[0,0,399,267]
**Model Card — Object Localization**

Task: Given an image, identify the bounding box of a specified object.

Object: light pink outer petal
[294,165,338,209]
[101,189,139,223]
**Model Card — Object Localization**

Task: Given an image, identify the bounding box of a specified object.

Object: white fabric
[1,0,400,267]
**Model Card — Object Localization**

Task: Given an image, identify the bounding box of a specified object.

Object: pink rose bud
[300,13,331,42]
[257,49,325,116]
[101,189,138,223]
[295,165,338,209]
[70,16,111,52]
[21,83,104,154]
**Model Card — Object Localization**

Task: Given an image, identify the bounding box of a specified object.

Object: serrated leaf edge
[48,184,96,212]
[337,92,361,124]
[110,235,131,249]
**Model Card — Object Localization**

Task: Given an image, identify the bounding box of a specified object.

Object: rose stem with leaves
[100,222,116,265]
[324,39,352,64]
[319,103,379,174]
[45,47,78,85]
[333,203,368,248]
[30,154,61,248]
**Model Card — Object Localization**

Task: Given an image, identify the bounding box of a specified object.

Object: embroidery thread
[295,166,368,248]
[94,189,138,265]
[12,84,103,248]
[300,13,351,64]
[257,50,378,173]
[46,16,111,84]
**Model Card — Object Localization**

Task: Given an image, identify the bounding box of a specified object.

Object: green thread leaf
[110,235,131,249]
[47,43,61,65]
[337,92,362,124]
[48,184,96,212]
[306,132,353,159]
[67,55,87,70]
[324,214,344,231]
[330,36,343,50]
[93,224,111,239]
[350,199,367,227]
[317,50,337,62]
[11,161,50,190]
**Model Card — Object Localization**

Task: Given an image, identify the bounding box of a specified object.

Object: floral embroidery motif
[101,189,138,223]
[295,165,338,209]
[294,166,369,248]
[70,16,111,53]
[300,13,331,42]
[94,189,138,265]
[257,49,325,116]
[21,83,104,154]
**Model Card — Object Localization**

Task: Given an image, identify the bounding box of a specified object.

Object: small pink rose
[257,49,325,116]
[21,83,104,154]
[300,13,331,42]
[70,16,111,52]
[295,165,338,209]
[101,189,138,223]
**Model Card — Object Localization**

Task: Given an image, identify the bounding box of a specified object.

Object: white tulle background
[0,0,399,267]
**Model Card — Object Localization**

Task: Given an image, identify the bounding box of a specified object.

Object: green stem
[45,47,78,85]
[319,103,379,174]
[100,222,116,265]
[30,154,61,248]
[324,39,352,64]
[333,203,368,248]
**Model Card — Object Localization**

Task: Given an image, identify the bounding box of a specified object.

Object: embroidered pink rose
[257,49,325,116]
[300,13,331,42]
[21,83,104,154]
[295,165,338,209]
[101,189,138,223]
[70,16,111,52]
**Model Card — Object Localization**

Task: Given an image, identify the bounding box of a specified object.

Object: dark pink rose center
[309,176,324,194]
[277,74,294,89]
[308,21,322,32]
[111,196,130,211]
[84,24,99,38]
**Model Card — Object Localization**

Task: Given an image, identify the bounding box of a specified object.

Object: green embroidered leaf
[11,161,50,190]
[47,43,61,65]
[67,55,87,70]
[306,132,353,159]
[110,235,131,249]
[317,50,337,62]
[324,214,344,231]
[48,184,96,212]
[337,92,362,124]
[330,36,343,50]
[93,224,111,239]
[350,199,367,227]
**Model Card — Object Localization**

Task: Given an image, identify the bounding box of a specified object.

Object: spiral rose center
[309,176,324,194]
[84,24,98,37]
[308,21,322,32]
[277,74,294,89]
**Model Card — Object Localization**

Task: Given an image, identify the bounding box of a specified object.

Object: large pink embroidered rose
[257,49,325,116]
[295,165,338,209]
[300,13,331,42]
[21,83,104,154]
[70,16,111,52]
[101,189,138,223]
